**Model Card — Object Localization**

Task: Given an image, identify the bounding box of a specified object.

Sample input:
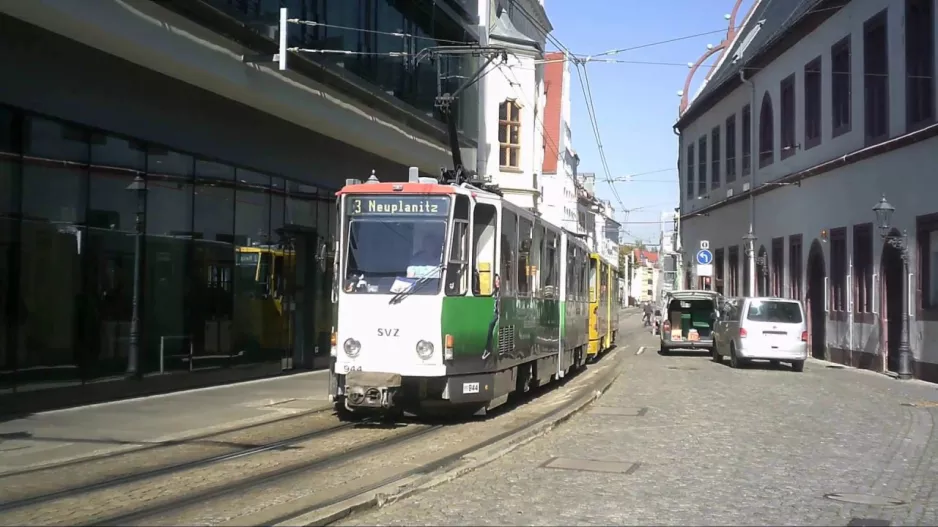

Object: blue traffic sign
[696,249,713,265]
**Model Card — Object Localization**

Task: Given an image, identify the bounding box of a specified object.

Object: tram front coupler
[344,371,402,410]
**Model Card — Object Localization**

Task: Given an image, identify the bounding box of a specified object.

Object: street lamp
[742,232,757,255]
[126,175,147,379]
[742,232,757,295]
[872,194,912,380]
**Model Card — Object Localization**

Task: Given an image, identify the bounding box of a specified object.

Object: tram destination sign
[347,196,449,216]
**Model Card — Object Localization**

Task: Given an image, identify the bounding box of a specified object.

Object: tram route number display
[347,196,450,216]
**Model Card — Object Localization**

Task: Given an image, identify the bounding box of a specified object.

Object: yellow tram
[587,253,620,360]
[234,244,294,352]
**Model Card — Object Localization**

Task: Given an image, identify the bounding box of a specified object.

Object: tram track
[0,404,332,479]
[0,416,441,526]
[91,423,443,527]
[2,318,640,526]
[0,418,355,513]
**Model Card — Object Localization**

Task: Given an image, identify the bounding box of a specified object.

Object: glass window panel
[24,116,88,162]
[144,147,193,373]
[272,177,293,355]
[194,159,234,242]
[271,177,286,242]
[285,179,318,228]
[0,136,14,215]
[375,1,405,95]
[235,169,270,247]
[233,169,272,359]
[85,135,146,377]
[22,117,86,224]
[193,158,235,358]
[146,149,193,236]
[0,160,17,386]
[930,231,938,307]
[17,117,87,385]
[0,106,14,154]
[89,136,145,231]
[90,133,146,169]
[195,159,235,182]
[316,192,330,241]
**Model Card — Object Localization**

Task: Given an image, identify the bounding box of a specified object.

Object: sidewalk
[0,370,331,472]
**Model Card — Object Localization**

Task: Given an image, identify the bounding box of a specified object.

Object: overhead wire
[284,3,858,241]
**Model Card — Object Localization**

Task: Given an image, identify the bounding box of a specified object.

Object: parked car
[659,290,723,354]
[712,296,807,372]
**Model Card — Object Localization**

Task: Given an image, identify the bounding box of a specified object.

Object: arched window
[759,92,774,168]
[498,100,521,169]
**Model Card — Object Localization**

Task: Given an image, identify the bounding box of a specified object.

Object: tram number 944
[342,365,363,373]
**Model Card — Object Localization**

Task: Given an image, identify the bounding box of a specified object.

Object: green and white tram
[329,172,592,417]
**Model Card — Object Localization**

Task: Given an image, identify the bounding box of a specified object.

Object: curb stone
[275,354,624,527]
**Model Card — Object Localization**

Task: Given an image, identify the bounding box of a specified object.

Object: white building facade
[477,0,551,211]
[539,50,579,231]
[595,200,620,269]
[676,0,938,381]
[576,172,597,239]
[658,210,678,296]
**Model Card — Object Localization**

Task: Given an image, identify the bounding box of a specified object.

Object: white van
[712,297,807,372]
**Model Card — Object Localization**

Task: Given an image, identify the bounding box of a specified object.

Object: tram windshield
[342,195,451,295]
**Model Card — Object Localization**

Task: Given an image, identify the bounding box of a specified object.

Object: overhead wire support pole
[413,45,510,185]
[240,7,289,70]
[278,7,287,71]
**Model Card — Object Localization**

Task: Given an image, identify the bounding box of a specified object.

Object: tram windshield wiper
[388,264,444,305]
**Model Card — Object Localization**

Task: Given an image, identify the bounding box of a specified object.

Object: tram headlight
[415,340,434,360]
[343,338,361,358]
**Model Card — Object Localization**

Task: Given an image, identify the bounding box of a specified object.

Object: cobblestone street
[345,328,938,526]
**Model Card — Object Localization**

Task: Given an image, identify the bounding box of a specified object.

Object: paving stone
[344,318,938,527]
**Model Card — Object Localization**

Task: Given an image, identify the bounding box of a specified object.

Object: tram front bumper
[344,371,403,410]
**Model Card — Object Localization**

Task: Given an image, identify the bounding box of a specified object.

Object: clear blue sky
[545,0,754,246]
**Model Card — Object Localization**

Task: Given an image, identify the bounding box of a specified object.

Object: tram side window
[599,264,609,302]
[517,216,532,295]
[570,248,580,301]
[565,242,575,300]
[589,259,598,302]
[580,254,590,300]
[531,223,544,294]
[446,195,470,296]
[600,263,609,301]
[542,230,558,296]
[472,203,497,296]
[500,209,517,295]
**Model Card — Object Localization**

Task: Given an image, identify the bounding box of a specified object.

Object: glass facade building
[207,0,480,131]
[0,105,336,393]
[0,0,478,407]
